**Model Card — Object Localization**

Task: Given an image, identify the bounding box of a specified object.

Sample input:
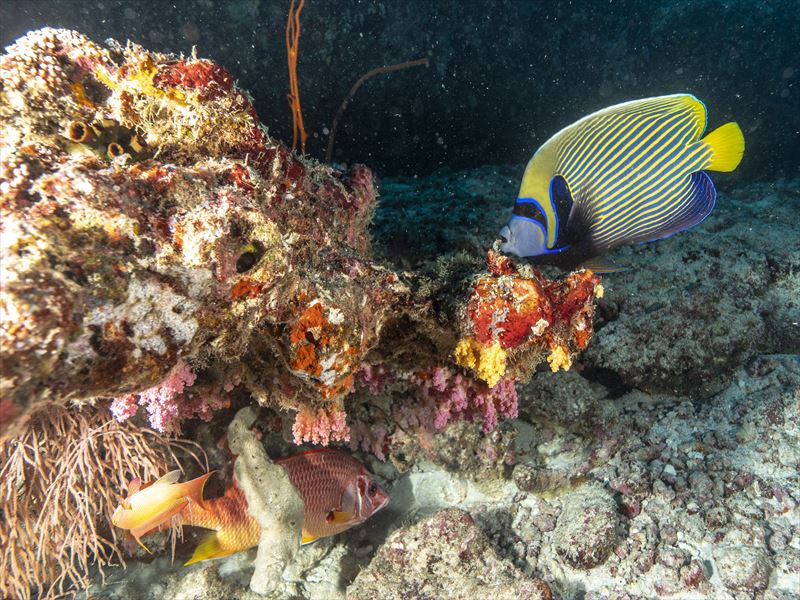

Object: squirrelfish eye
[368,482,378,496]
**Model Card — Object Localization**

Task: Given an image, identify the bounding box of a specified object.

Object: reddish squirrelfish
[112,448,389,565]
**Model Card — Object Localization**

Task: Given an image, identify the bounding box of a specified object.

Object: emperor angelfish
[498,94,745,269]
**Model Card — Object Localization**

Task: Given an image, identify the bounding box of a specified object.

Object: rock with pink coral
[110,359,230,433]
[292,406,351,446]
[347,508,553,600]
[413,367,518,434]
[0,28,600,442]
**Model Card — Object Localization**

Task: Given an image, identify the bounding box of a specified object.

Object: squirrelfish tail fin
[184,532,234,566]
[700,122,744,172]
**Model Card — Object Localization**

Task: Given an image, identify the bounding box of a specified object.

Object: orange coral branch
[286,0,308,154]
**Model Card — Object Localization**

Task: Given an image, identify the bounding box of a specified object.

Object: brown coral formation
[0,28,405,424]
[0,27,600,436]
[0,402,204,599]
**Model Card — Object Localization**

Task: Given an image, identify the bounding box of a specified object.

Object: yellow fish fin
[131,532,152,554]
[155,469,182,486]
[127,476,142,496]
[177,471,214,511]
[301,532,318,545]
[700,122,744,172]
[329,510,353,524]
[184,532,234,566]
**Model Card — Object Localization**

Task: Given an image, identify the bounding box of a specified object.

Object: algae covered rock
[552,483,620,569]
[347,508,552,600]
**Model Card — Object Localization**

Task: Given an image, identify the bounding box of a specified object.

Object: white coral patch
[89,277,199,355]
[531,318,550,336]
[327,307,345,325]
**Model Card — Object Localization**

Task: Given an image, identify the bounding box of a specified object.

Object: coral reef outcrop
[347,508,553,600]
[0,28,602,597]
[0,27,601,438]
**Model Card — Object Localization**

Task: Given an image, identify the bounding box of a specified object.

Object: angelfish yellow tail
[701,121,744,172]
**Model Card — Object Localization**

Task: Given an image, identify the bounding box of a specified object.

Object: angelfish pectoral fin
[579,257,626,274]
[184,532,235,566]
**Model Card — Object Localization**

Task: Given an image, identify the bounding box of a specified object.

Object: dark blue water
[2,0,797,179]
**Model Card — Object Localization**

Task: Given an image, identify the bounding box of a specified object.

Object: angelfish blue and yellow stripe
[498,94,744,269]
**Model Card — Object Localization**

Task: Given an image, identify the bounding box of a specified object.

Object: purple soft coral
[414,367,518,434]
[110,359,229,433]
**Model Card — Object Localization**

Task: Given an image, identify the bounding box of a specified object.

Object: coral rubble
[347,508,553,600]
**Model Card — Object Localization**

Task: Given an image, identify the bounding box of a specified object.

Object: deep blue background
[2,0,797,180]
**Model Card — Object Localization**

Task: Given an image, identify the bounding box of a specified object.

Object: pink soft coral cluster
[349,421,388,461]
[292,406,351,446]
[110,359,229,434]
[356,363,394,395]
[411,367,518,434]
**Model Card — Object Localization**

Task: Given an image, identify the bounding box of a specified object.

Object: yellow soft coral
[547,344,573,372]
[594,283,604,299]
[453,337,507,388]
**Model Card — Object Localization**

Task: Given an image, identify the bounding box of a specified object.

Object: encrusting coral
[0,27,604,596]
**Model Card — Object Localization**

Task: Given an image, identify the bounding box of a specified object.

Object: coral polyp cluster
[455,250,603,384]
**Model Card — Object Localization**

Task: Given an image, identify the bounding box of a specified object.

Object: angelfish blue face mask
[498,216,548,258]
